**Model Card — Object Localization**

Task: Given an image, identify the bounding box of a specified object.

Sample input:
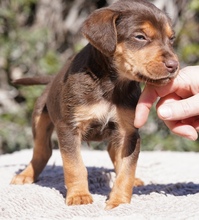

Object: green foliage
[0,121,33,154]
[190,0,199,11]
[0,0,62,154]
[39,50,61,75]
[0,0,62,76]
[0,85,45,154]
[175,0,199,65]
[181,43,199,64]
[20,86,45,118]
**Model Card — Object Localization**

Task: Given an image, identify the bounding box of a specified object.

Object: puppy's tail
[12,76,54,86]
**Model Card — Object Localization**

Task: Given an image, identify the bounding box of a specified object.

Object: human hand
[134,66,199,140]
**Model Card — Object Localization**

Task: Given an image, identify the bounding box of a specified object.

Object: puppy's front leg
[106,131,140,210]
[56,121,93,205]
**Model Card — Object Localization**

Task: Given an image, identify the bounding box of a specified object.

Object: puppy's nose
[165,59,178,74]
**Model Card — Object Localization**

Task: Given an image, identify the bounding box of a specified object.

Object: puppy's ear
[81,9,119,57]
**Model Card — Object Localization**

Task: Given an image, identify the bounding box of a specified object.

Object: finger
[157,93,199,121]
[156,93,182,108]
[163,120,198,140]
[193,119,199,132]
[134,85,158,128]
[134,79,179,128]
[181,115,199,124]
[183,116,199,132]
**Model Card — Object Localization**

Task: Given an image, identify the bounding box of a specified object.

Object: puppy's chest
[73,100,117,141]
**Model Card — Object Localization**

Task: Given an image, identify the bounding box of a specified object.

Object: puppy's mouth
[136,72,174,86]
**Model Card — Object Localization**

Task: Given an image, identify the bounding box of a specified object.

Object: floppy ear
[81,9,119,57]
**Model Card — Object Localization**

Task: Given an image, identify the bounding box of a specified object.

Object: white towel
[0,149,199,219]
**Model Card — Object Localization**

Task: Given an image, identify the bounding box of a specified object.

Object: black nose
[165,59,178,74]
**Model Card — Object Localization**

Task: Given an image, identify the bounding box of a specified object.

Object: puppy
[11,0,179,209]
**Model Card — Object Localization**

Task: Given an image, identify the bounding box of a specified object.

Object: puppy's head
[82,0,179,86]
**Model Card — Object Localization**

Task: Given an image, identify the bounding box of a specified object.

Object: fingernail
[158,106,172,119]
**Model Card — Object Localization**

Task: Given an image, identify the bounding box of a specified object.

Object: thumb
[157,94,199,121]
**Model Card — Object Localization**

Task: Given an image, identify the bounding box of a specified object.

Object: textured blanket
[0,149,199,220]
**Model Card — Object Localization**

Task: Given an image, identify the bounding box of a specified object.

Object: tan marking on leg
[11,112,54,184]
[106,108,142,209]
[56,122,93,206]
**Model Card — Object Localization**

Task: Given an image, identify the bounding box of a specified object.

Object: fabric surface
[0,149,199,220]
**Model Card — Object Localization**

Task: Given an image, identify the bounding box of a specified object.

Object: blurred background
[0,0,199,154]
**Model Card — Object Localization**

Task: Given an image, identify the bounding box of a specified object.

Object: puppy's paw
[10,174,34,185]
[105,192,131,210]
[66,193,93,206]
[105,199,124,210]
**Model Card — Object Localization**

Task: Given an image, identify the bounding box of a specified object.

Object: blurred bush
[0,0,199,154]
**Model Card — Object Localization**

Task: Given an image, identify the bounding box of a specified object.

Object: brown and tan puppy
[11,0,179,209]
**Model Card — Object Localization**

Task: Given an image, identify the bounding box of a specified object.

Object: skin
[134,66,199,141]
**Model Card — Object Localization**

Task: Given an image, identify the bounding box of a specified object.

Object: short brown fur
[11,0,179,210]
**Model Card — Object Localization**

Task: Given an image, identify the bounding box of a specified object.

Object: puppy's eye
[169,36,176,44]
[135,34,147,41]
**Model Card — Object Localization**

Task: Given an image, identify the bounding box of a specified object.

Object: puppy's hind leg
[11,94,54,184]
[108,142,143,187]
